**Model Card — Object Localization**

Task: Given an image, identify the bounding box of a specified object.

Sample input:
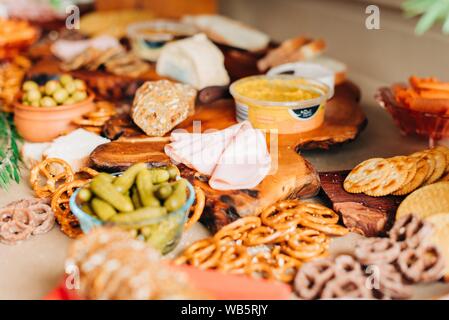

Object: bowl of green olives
[70,163,195,255]
[14,74,95,142]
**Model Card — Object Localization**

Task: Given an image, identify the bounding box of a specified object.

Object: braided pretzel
[246,260,276,280]
[51,179,89,238]
[295,203,348,236]
[174,238,223,269]
[185,187,205,231]
[244,226,291,246]
[296,202,339,225]
[281,229,329,260]
[260,200,303,230]
[30,158,75,199]
[271,250,303,283]
[397,245,445,283]
[298,219,349,236]
[214,216,261,245]
[217,245,250,274]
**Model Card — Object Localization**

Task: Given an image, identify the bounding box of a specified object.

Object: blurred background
[1,0,448,108]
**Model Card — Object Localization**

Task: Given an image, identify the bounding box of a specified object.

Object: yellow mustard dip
[233,78,320,102]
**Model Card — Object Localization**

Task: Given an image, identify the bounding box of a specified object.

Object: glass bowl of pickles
[69,163,195,254]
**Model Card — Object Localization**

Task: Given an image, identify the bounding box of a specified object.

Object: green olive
[72,90,87,102]
[22,81,39,92]
[64,98,76,105]
[64,82,77,94]
[26,89,42,102]
[45,80,61,96]
[53,88,69,104]
[60,74,74,86]
[30,100,40,108]
[74,79,87,91]
[40,97,57,108]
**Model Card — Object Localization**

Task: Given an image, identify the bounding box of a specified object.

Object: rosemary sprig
[0,112,21,190]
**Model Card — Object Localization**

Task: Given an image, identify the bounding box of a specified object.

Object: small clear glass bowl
[376,86,449,146]
[69,175,195,255]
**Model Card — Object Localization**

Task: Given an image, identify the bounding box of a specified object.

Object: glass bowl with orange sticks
[376,76,449,147]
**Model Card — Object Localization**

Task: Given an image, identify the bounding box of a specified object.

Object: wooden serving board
[90,82,364,231]
[319,171,403,237]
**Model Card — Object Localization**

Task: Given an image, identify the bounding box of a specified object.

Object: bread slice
[131,80,197,137]
[43,129,110,172]
[182,15,270,52]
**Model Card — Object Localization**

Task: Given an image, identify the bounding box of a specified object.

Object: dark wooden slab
[319,171,404,237]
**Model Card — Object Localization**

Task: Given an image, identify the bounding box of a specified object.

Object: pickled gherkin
[113,163,147,193]
[164,179,187,211]
[91,197,117,221]
[136,169,160,207]
[90,176,134,212]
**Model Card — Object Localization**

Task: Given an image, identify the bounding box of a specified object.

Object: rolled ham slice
[164,121,271,190]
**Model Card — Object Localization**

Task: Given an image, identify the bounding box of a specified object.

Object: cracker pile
[175,199,348,283]
[344,146,449,197]
[295,214,445,300]
[0,56,31,112]
[72,101,117,134]
[66,227,206,300]
[29,158,98,238]
[62,47,150,78]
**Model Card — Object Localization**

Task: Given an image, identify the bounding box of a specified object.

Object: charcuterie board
[89,80,364,231]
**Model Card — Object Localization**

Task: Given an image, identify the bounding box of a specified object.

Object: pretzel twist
[51,179,89,238]
[30,158,75,199]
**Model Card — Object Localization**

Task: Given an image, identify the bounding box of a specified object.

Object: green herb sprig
[403,0,449,35]
[0,112,21,190]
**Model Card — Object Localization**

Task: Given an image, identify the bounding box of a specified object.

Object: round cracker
[411,150,436,182]
[364,157,408,197]
[425,213,449,281]
[343,158,390,194]
[396,182,449,220]
[424,149,447,185]
[392,158,429,196]
[435,146,449,174]
[439,172,449,182]
[391,156,417,187]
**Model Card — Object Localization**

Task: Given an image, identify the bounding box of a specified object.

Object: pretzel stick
[185,187,205,231]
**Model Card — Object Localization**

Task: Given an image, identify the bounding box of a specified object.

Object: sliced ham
[164,121,271,190]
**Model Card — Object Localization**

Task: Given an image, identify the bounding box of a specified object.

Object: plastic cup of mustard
[230,75,330,134]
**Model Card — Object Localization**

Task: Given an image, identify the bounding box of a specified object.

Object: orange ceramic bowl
[14,92,95,142]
